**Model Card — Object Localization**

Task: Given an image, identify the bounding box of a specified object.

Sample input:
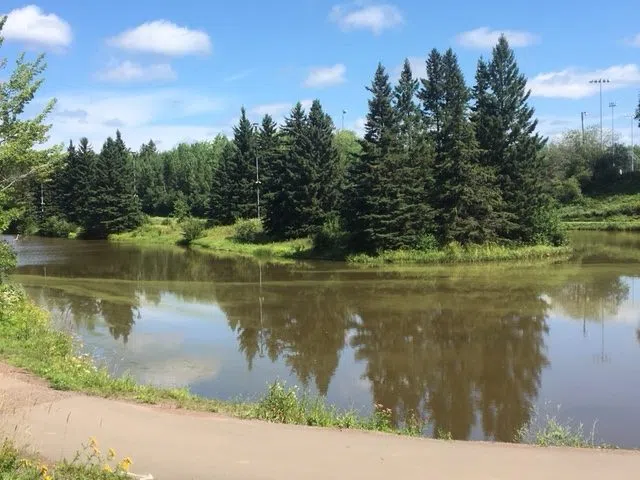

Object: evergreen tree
[83,131,142,238]
[210,108,256,223]
[257,114,280,199]
[343,63,401,252]
[393,59,435,246]
[263,102,311,238]
[73,138,98,226]
[418,49,446,141]
[135,140,166,215]
[429,49,502,244]
[307,100,341,228]
[473,36,560,244]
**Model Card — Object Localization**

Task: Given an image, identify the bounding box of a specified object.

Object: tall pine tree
[263,102,311,239]
[393,59,434,246]
[83,131,142,238]
[428,49,502,244]
[473,36,561,244]
[343,63,401,252]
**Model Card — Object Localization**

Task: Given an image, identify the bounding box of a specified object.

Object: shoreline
[109,217,572,265]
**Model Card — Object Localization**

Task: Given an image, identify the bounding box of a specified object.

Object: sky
[2,0,640,151]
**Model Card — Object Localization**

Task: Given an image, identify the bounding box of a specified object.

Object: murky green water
[7,232,640,447]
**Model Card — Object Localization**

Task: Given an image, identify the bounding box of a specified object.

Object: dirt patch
[0,364,70,413]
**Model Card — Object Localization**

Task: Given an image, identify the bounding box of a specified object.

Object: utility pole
[581,111,588,144]
[252,122,261,221]
[609,101,617,151]
[589,79,610,150]
[341,109,346,131]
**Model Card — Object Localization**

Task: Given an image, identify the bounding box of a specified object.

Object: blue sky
[2,0,640,150]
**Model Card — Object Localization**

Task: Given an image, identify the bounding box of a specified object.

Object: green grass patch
[560,194,640,222]
[347,243,572,265]
[564,220,640,231]
[1,438,135,479]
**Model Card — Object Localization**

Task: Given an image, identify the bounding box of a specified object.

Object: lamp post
[341,109,347,131]
[589,79,610,150]
[609,101,617,151]
[252,122,261,221]
[581,111,588,144]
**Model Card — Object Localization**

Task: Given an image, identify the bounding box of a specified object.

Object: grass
[111,217,311,262]
[516,404,611,449]
[0,284,422,436]
[112,217,572,265]
[347,243,572,265]
[564,220,640,231]
[0,438,134,479]
[560,194,640,224]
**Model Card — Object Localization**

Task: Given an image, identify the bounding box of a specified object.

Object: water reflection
[8,233,640,446]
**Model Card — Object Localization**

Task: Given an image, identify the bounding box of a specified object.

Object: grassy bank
[347,243,572,265]
[112,217,571,265]
[1,439,134,480]
[560,194,640,231]
[111,217,311,261]
[0,285,418,436]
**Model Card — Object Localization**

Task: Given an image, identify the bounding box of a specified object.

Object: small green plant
[233,218,263,243]
[435,428,453,440]
[39,215,78,238]
[172,196,190,221]
[180,217,205,245]
[516,407,602,448]
[254,381,305,424]
[0,241,16,282]
[417,233,438,251]
[312,216,347,256]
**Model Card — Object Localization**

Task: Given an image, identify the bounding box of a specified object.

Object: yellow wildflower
[118,456,133,472]
[43,476,53,480]
[103,464,113,473]
[89,436,98,448]
[107,447,116,459]
[39,465,48,476]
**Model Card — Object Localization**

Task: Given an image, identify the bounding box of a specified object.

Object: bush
[40,215,78,238]
[234,219,263,243]
[417,233,438,251]
[0,242,16,282]
[173,196,190,221]
[557,177,583,204]
[180,217,205,245]
[313,216,347,256]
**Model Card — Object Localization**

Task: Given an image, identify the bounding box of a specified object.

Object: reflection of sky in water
[13,233,640,448]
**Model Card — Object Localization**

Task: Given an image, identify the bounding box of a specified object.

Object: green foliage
[312,215,348,256]
[172,195,190,221]
[39,215,77,238]
[0,18,61,232]
[180,217,205,245]
[82,131,143,239]
[517,409,603,448]
[0,241,16,281]
[233,218,263,243]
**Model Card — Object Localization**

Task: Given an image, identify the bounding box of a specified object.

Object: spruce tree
[430,49,502,244]
[210,142,238,224]
[83,131,142,238]
[418,49,446,141]
[393,59,434,246]
[263,102,310,239]
[307,100,340,228]
[257,114,280,201]
[473,36,560,244]
[343,63,400,252]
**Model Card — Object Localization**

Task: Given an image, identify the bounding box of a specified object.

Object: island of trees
[7,33,640,262]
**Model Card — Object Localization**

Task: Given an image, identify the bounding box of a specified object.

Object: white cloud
[528,64,640,99]
[224,70,253,82]
[304,64,346,88]
[351,116,366,137]
[248,99,314,122]
[107,20,211,56]
[96,60,177,83]
[456,27,539,49]
[250,102,291,117]
[330,3,403,34]
[2,5,71,48]
[47,89,227,150]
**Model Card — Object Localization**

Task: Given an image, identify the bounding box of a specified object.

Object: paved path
[2,366,640,480]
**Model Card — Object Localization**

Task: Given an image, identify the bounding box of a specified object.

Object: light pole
[252,122,261,221]
[341,109,347,131]
[609,101,617,151]
[589,78,610,150]
[581,111,588,144]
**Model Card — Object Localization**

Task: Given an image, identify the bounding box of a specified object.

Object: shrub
[0,242,16,282]
[234,219,263,243]
[173,196,190,221]
[180,217,205,245]
[313,216,347,256]
[557,177,583,204]
[40,215,78,238]
[417,233,438,251]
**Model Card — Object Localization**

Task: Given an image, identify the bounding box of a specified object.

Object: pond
[6,231,640,447]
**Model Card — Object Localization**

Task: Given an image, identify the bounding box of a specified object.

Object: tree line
[20,36,564,250]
